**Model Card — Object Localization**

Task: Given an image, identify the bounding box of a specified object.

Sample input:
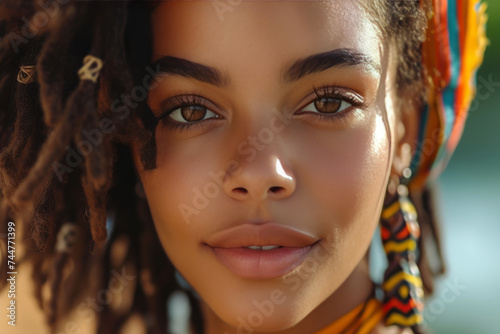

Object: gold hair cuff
[17,65,36,84]
[78,55,104,83]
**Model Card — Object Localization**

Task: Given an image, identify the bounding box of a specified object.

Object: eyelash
[156,86,365,132]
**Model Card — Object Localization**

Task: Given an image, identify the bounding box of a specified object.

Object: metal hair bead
[17,65,36,84]
[77,55,104,83]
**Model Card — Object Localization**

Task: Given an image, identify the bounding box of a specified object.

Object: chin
[200,279,321,334]
[218,305,305,333]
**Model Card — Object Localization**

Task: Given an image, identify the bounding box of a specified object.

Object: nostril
[233,187,248,195]
[269,186,283,193]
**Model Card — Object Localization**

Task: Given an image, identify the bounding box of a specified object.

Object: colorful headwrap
[409,0,488,192]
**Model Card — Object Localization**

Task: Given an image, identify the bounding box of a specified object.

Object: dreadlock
[0,1,442,333]
[0,1,203,333]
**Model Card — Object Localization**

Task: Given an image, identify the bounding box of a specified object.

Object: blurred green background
[426,1,500,333]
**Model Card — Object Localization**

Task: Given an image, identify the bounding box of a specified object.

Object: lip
[204,222,319,248]
[204,222,320,279]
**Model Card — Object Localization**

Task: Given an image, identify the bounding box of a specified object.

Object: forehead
[150,0,381,68]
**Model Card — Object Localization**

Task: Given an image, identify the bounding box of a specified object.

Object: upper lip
[203,222,320,248]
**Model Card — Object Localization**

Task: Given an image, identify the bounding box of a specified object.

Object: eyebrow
[150,48,379,88]
[151,56,230,87]
[282,48,380,83]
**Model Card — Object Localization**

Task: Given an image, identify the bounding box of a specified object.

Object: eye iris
[314,98,341,114]
[181,105,206,122]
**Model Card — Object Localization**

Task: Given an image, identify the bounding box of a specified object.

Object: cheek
[341,114,389,252]
[297,113,389,236]
[291,112,390,286]
[136,129,224,255]
[283,112,390,302]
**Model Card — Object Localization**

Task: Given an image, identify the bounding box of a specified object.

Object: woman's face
[133,1,405,332]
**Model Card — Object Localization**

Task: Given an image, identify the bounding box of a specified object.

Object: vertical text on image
[6,221,17,326]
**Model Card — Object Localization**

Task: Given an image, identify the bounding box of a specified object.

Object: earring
[380,168,425,331]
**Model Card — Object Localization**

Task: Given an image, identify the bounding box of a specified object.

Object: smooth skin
[132,1,418,333]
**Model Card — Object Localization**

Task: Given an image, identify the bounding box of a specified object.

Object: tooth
[261,245,280,250]
[244,245,282,250]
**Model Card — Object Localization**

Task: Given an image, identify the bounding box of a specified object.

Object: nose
[223,154,296,202]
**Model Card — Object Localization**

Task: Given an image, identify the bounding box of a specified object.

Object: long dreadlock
[0,1,204,333]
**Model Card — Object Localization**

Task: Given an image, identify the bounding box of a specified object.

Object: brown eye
[169,105,219,123]
[302,97,352,115]
[314,98,342,114]
[180,106,207,122]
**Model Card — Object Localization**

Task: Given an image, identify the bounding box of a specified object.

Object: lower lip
[209,245,315,279]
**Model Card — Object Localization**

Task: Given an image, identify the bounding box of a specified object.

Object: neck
[200,257,375,334]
